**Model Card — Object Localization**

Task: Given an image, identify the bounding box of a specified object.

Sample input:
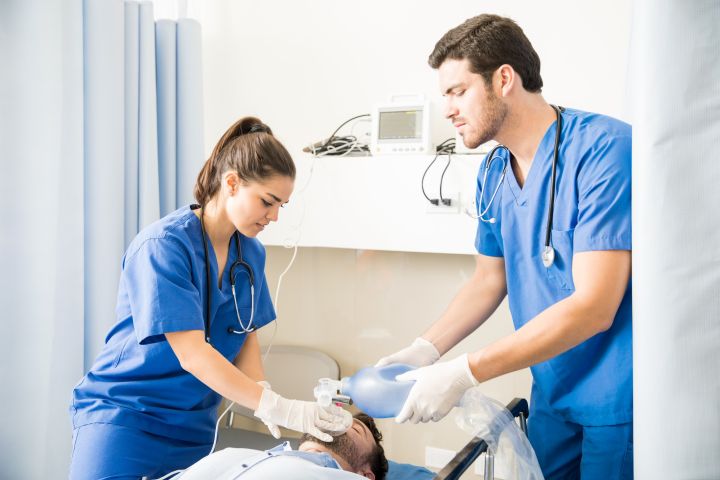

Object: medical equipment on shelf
[314,364,415,418]
[199,209,256,342]
[371,95,431,155]
[472,105,564,268]
[303,114,372,157]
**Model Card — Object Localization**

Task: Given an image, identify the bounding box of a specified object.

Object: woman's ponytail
[193,117,294,206]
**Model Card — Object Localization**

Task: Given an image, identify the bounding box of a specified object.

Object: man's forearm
[423,273,507,356]
[468,292,614,383]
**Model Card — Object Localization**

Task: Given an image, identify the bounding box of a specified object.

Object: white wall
[193,0,632,474]
[196,0,631,156]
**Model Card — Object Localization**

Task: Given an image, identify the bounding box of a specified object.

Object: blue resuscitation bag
[340,364,415,418]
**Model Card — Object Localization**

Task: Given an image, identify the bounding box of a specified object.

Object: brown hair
[354,413,389,480]
[300,412,389,480]
[193,116,296,206]
[428,14,543,93]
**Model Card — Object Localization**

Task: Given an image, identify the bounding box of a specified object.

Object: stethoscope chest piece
[541,245,555,268]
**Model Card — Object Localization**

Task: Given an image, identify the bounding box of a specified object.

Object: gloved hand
[255,381,282,438]
[395,353,479,424]
[254,388,352,442]
[375,337,440,368]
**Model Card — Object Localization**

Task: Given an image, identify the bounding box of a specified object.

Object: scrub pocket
[545,228,575,291]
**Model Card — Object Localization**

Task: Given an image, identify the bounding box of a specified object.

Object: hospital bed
[432,398,529,480]
[217,397,529,479]
[218,346,532,480]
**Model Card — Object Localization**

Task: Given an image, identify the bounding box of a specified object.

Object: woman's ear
[223,171,241,195]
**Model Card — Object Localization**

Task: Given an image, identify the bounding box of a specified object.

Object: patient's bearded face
[300,419,375,472]
[301,432,364,470]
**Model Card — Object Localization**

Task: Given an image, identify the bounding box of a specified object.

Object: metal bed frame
[434,398,529,480]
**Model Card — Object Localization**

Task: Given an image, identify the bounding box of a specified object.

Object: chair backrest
[260,345,340,401]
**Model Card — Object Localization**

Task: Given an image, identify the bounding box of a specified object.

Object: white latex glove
[255,381,281,439]
[395,354,479,424]
[254,388,352,442]
[375,337,440,368]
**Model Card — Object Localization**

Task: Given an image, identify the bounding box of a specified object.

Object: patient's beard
[300,432,364,472]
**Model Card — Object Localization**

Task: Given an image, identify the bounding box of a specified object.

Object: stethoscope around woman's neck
[474,105,564,268]
[195,205,256,344]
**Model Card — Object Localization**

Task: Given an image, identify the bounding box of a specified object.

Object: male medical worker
[376,14,632,479]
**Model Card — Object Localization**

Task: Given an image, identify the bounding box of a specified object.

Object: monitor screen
[378,109,423,140]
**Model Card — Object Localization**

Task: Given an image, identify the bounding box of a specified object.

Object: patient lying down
[179,413,388,479]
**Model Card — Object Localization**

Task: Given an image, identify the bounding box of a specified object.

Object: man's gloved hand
[254,388,352,442]
[395,353,479,424]
[375,337,440,368]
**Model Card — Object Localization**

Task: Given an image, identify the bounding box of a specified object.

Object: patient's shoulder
[178,447,262,479]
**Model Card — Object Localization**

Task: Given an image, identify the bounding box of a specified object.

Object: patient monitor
[371,95,431,155]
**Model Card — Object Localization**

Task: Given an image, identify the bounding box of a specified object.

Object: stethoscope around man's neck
[196,205,256,344]
[474,104,564,268]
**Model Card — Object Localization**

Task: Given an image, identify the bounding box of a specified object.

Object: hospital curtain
[0,1,85,479]
[631,0,720,477]
[0,0,204,477]
[85,0,205,369]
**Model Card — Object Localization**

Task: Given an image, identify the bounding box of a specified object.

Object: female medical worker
[376,15,633,480]
[69,117,352,480]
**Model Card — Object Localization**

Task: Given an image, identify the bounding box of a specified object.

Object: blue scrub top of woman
[70,205,276,443]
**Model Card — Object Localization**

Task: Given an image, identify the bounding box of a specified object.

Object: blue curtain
[84,0,205,367]
[0,0,204,477]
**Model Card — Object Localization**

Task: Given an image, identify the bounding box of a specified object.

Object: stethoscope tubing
[199,207,256,343]
[477,105,563,268]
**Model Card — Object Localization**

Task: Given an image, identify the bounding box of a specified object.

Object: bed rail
[433,397,529,480]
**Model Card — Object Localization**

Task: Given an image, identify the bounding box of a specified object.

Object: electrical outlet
[426,194,460,214]
[425,446,455,469]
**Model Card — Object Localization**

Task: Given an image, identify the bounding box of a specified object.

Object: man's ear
[495,64,517,98]
[358,467,375,480]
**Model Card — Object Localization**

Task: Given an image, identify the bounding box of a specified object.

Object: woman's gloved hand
[229,381,283,438]
[375,337,440,368]
[394,353,479,424]
[254,388,352,442]
[255,381,282,438]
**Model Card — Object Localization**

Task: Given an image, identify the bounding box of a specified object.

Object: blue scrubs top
[475,108,632,426]
[71,206,276,443]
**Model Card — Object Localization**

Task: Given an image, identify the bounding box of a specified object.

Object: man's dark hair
[428,14,543,93]
[301,413,388,480]
[354,413,389,480]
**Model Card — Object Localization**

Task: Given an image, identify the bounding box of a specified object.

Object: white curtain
[631,0,720,477]
[0,0,204,477]
[0,1,84,478]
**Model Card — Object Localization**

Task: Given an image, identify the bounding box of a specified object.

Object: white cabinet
[258,153,484,255]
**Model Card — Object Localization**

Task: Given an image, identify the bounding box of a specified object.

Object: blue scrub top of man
[475,108,632,426]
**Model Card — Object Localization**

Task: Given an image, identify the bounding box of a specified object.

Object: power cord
[421,138,456,206]
[303,114,371,157]
[157,158,320,480]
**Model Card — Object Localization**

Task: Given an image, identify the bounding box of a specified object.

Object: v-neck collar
[505,118,559,206]
[189,206,238,293]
